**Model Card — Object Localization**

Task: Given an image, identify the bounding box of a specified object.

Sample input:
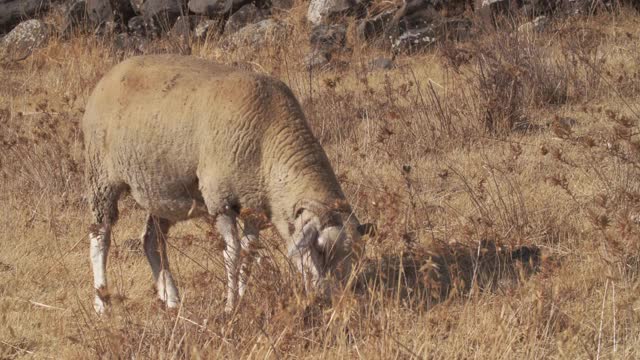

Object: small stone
[113,33,147,54]
[305,51,330,70]
[170,16,194,38]
[128,15,147,37]
[392,27,436,53]
[356,9,395,41]
[194,19,219,39]
[369,57,393,70]
[310,24,346,54]
[518,15,549,34]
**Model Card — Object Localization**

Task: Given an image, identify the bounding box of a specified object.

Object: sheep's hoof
[93,296,109,315]
[156,270,180,309]
[93,287,110,315]
[224,305,233,314]
[164,297,180,309]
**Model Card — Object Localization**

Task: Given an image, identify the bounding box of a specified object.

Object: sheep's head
[288,199,375,299]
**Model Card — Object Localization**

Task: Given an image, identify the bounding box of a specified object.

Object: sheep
[82,54,374,314]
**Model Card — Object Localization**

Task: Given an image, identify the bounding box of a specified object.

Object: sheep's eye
[301,219,311,229]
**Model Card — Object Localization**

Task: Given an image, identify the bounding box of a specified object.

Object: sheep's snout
[288,224,346,294]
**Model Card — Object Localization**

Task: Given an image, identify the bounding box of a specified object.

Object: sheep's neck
[263,115,345,230]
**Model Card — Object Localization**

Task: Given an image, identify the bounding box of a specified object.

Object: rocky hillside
[1,0,632,64]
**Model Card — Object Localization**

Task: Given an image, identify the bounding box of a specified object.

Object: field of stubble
[2,6,640,359]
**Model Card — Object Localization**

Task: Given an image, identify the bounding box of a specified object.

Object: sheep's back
[82,55,286,216]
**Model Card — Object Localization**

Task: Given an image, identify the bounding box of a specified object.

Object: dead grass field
[2,5,640,359]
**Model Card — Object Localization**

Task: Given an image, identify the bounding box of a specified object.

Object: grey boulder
[307,0,366,25]
[0,0,48,33]
[224,19,288,48]
[189,0,252,17]
[1,19,49,61]
[61,0,88,36]
[224,4,268,34]
[87,0,135,26]
[141,0,183,29]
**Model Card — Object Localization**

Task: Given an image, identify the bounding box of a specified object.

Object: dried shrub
[0,109,83,197]
[468,32,570,134]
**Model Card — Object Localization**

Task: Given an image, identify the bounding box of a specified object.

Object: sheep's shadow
[353,239,543,308]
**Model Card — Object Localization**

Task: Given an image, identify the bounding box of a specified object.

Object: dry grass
[2,5,640,359]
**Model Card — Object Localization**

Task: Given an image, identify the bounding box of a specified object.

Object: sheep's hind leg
[216,214,241,313]
[142,215,179,309]
[90,223,111,314]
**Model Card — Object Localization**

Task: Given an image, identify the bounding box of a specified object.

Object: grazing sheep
[82,54,374,314]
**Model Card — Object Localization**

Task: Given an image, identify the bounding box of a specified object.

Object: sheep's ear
[357,223,377,237]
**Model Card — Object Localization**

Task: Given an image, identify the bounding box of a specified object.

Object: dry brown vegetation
[2,3,640,358]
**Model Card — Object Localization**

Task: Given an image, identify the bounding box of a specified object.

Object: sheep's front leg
[90,223,111,314]
[142,215,179,308]
[217,214,240,313]
[239,222,259,299]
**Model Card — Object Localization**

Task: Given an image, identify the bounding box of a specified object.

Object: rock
[113,32,147,54]
[558,0,606,15]
[113,0,137,20]
[386,8,469,52]
[224,19,288,49]
[517,15,548,33]
[437,17,471,41]
[0,19,49,61]
[97,21,123,35]
[86,0,113,26]
[310,24,345,54]
[305,51,330,70]
[307,0,364,25]
[0,0,48,33]
[475,0,519,24]
[188,0,232,16]
[61,0,88,36]
[520,0,562,17]
[170,15,193,38]
[392,26,436,53]
[189,0,252,17]
[194,18,218,39]
[87,0,135,26]
[271,0,294,10]
[369,57,393,70]
[480,0,505,5]
[141,0,183,29]
[127,15,147,36]
[395,0,441,33]
[550,116,577,128]
[130,0,144,13]
[356,9,395,41]
[224,4,268,34]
